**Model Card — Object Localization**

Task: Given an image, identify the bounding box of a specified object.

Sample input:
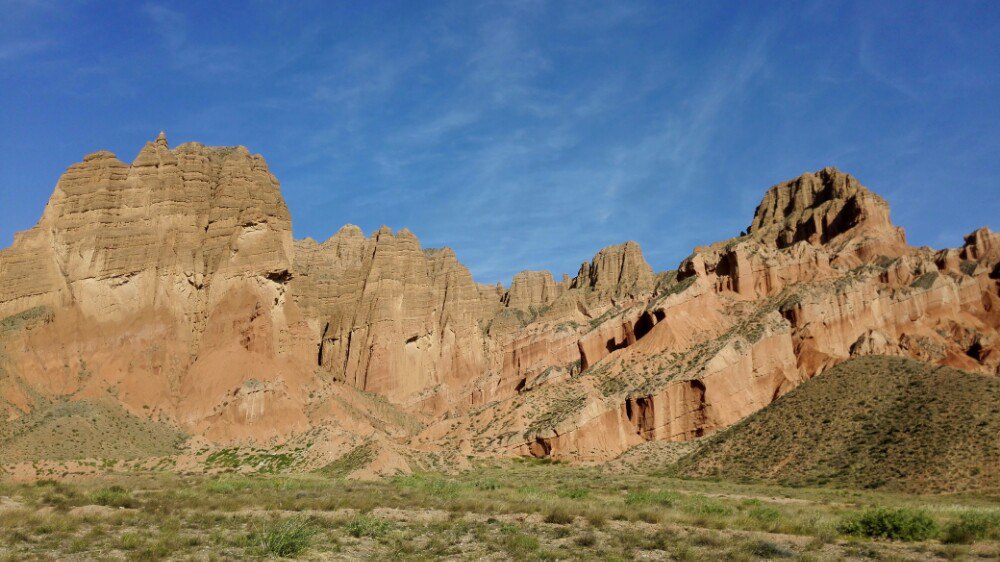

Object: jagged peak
[334,224,365,238]
[748,168,903,251]
[366,225,423,245]
[961,226,999,263]
[572,240,654,297]
[423,247,457,259]
[81,150,123,164]
[513,269,555,278]
[964,226,995,245]
[504,270,559,309]
[592,240,645,259]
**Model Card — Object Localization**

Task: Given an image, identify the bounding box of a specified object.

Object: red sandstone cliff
[0,137,995,475]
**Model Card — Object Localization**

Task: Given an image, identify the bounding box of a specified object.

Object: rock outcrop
[291,225,493,411]
[572,241,655,299]
[0,134,313,442]
[959,226,1000,268]
[0,138,995,474]
[503,271,562,310]
[748,167,907,259]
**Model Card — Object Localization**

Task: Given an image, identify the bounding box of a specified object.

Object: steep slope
[673,356,999,493]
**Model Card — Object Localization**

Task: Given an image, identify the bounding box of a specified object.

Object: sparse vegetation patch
[838,507,939,541]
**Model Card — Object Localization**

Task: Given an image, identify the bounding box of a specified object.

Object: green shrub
[910,272,938,290]
[344,514,392,538]
[838,507,938,541]
[544,506,574,524]
[748,505,782,523]
[393,474,463,498]
[682,497,734,516]
[557,487,589,499]
[624,489,678,507]
[37,486,82,509]
[942,511,1000,544]
[247,517,316,557]
[318,442,376,478]
[90,486,137,508]
[745,539,794,558]
[118,532,144,550]
[500,525,539,555]
[643,528,678,550]
[205,480,238,494]
[959,260,978,276]
[205,478,253,494]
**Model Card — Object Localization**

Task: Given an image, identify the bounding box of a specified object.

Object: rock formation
[748,167,907,259]
[0,136,996,476]
[291,225,494,411]
[571,241,655,298]
[0,134,314,442]
[503,271,561,310]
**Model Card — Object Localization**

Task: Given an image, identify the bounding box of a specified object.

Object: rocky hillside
[0,135,996,478]
[674,356,1000,493]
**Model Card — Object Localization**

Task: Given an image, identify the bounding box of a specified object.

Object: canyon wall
[0,136,995,469]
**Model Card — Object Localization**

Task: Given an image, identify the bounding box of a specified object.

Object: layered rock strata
[0,136,995,472]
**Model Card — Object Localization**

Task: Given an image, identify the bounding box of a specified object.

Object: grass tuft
[90,485,137,508]
[624,489,678,506]
[247,517,317,557]
[344,514,392,538]
[744,539,795,558]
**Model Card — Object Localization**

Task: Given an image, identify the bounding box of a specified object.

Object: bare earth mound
[676,356,1000,493]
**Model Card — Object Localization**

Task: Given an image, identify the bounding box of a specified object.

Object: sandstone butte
[0,133,996,479]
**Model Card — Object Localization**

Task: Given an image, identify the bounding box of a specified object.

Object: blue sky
[1,1,997,284]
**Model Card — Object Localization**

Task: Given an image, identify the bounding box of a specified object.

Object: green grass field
[0,459,996,561]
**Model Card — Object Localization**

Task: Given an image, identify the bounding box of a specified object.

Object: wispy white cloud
[668,36,772,194]
[142,3,244,76]
[5,1,992,285]
[558,1,649,31]
[274,2,786,282]
[310,46,427,109]
[462,9,553,111]
[857,29,920,100]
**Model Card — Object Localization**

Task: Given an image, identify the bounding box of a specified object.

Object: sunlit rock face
[291,225,495,410]
[0,133,310,442]
[0,136,995,471]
